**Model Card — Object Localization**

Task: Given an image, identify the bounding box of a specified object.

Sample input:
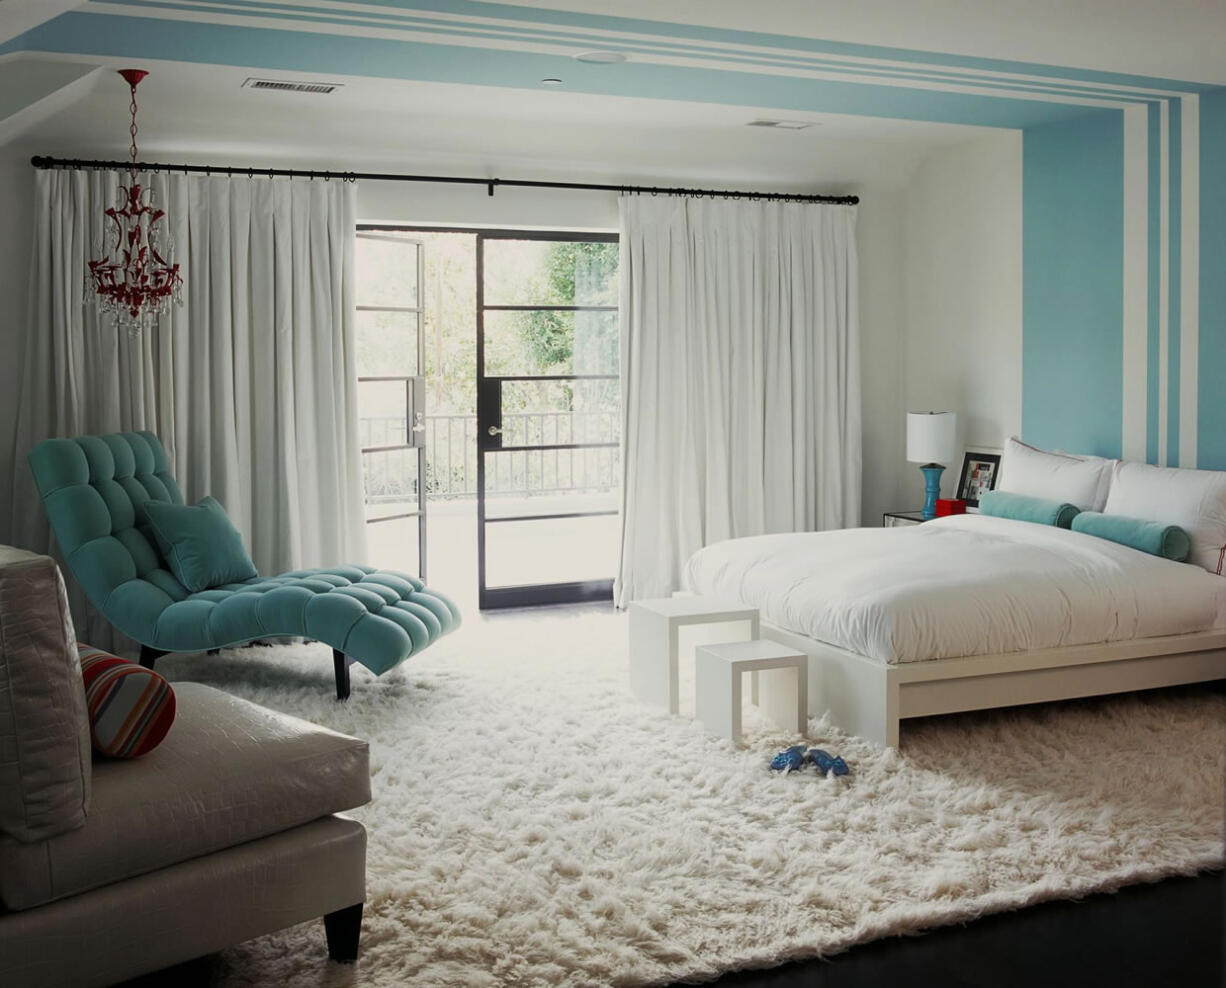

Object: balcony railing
[360,413,619,501]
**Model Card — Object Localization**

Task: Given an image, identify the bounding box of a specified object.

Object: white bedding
[682,515,1226,664]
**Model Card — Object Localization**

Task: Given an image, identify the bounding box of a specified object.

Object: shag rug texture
[156,606,1226,987]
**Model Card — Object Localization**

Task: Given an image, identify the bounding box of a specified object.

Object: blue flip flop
[769,744,807,773]
[807,748,850,776]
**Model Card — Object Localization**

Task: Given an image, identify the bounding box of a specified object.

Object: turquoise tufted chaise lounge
[27,431,460,699]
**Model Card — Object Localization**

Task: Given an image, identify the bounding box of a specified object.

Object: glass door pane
[476,232,619,609]
[356,232,427,578]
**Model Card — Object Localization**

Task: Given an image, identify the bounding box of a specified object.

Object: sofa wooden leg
[333,649,353,701]
[139,645,168,669]
[324,902,363,962]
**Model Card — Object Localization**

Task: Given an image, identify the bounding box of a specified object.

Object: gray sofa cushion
[0,682,370,910]
[0,547,91,843]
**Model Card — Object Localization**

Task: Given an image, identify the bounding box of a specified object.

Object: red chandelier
[86,69,183,332]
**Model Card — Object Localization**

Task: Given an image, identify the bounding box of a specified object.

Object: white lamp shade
[906,411,957,464]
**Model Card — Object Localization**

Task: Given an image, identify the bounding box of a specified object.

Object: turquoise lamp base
[919,464,944,520]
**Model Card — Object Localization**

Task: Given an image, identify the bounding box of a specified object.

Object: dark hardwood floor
[121,870,1223,987]
[696,871,1224,988]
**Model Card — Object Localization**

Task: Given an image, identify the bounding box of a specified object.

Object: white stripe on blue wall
[1158,101,1170,467]
[1180,94,1199,468]
[1122,104,1149,462]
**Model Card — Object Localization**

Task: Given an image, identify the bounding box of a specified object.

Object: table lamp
[906,411,957,520]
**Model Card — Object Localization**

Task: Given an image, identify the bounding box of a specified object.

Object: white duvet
[683,514,1226,664]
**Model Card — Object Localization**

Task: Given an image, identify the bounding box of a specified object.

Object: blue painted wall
[1199,89,1226,469]
[1022,110,1125,457]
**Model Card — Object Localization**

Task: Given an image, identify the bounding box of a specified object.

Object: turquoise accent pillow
[1070,511,1191,562]
[978,490,1080,529]
[143,496,258,592]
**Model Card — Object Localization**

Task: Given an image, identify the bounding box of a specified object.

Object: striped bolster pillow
[78,644,177,758]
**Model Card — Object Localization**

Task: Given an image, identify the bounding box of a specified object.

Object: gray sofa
[0,546,372,987]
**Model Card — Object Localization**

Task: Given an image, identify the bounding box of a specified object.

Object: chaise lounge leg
[333,649,353,701]
[139,644,168,669]
[324,902,363,962]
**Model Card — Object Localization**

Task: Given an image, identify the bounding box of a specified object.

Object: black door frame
[356,224,620,609]
[475,229,619,609]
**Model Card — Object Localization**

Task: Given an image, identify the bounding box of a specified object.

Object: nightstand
[882,511,926,527]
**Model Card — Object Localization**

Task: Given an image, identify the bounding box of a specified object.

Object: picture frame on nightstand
[955,447,1002,508]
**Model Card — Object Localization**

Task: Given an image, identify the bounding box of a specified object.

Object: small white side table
[628,597,759,715]
[695,640,807,743]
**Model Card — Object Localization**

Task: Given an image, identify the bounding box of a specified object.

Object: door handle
[487,425,502,436]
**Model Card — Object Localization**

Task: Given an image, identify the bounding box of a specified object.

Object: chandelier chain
[128,82,139,173]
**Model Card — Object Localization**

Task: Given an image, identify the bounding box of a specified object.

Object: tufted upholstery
[27,432,459,676]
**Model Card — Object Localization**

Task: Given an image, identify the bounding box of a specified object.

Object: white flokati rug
[157,606,1226,987]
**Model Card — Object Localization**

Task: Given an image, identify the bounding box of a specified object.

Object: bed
[683,513,1226,747]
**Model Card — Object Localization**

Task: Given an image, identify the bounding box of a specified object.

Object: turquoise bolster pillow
[978,490,1080,529]
[1070,511,1191,562]
[143,496,258,592]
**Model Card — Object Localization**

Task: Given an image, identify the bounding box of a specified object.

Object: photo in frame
[955,447,1002,508]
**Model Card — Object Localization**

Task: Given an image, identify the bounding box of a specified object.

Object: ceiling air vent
[242,78,341,95]
[747,119,816,130]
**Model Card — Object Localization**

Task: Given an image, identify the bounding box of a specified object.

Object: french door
[354,232,428,579]
[475,231,620,609]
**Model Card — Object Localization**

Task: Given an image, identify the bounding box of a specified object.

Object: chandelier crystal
[86,68,183,334]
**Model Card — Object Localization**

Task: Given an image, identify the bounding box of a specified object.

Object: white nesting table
[695,640,807,743]
[628,596,759,715]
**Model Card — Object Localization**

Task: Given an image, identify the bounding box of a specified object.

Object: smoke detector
[747,119,817,130]
[242,78,341,95]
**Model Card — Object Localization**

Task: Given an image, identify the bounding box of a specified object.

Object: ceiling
[0,1,1218,190]
[495,0,1226,87]
[14,56,995,190]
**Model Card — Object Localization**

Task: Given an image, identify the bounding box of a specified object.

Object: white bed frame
[759,623,1226,748]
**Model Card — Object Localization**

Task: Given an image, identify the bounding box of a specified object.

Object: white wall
[358,181,617,231]
[0,144,34,543]
[856,187,907,525]
[903,131,1023,500]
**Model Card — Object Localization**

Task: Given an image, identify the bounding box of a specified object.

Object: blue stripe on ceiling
[1147,101,1161,464]
[1022,110,1125,458]
[1167,101,1182,464]
[91,0,1218,94]
[1198,89,1226,470]
[2,14,1113,129]
[80,0,1182,106]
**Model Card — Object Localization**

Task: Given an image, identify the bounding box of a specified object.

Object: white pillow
[1103,461,1226,575]
[998,437,1114,512]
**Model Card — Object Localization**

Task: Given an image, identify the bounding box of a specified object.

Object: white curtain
[615,195,860,607]
[11,168,367,643]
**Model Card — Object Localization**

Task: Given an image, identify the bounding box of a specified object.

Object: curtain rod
[29,155,859,205]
